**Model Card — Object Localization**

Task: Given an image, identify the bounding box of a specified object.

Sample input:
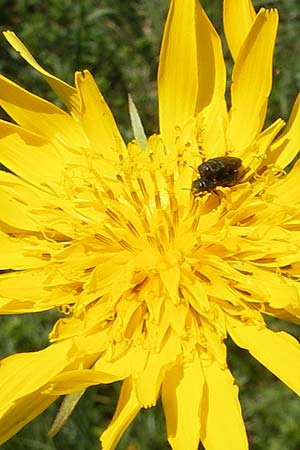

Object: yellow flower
[0,0,300,449]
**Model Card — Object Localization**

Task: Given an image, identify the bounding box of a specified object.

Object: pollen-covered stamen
[58,304,74,315]
[105,208,122,225]
[122,169,144,211]
[149,235,165,255]
[189,196,202,219]
[105,207,140,238]
[162,210,175,243]
[102,224,136,252]
[94,233,115,246]
[149,171,162,210]
[137,176,149,204]
[115,153,181,256]
[41,252,52,260]
[96,178,116,200]
[192,268,211,283]
[191,214,200,233]
[164,173,179,229]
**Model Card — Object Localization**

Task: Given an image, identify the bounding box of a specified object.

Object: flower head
[1,0,300,449]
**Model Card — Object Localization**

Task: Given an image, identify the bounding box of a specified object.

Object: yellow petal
[269,94,300,169]
[100,378,141,450]
[0,171,49,231]
[200,359,248,450]
[159,264,180,304]
[157,0,198,144]
[2,349,61,387]
[0,74,88,148]
[235,266,299,309]
[227,8,279,150]
[157,0,226,147]
[271,160,300,205]
[0,230,61,270]
[3,30,80,117]
[0,182,77,237]
[135,331,181,407]
[243,117,285,171]
[49,369,123,394]
[49,346,148,394]
[0,120,63,189]
[161,357,204,450]
[0,186,40,232]
[223,0,256,61]
[227,315,300,394]
[0,390,56,445]
[0,340,72,445]
[0,268,75,313]
[75,70,126,160]
[0,171,76,238]
[200,96,228,158]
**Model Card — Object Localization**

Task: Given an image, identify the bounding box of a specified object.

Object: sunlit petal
[3,30,80,117]
[223,0,256,61]
[227,315,300,394]
[227,8,279,150]
[158,0,226,149]
[100,378,141,450]
[200,359,249,450]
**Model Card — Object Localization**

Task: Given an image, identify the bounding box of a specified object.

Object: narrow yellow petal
[75,70,126,160]
[162,358,204,450]
[48,346,147,394]
[200,360,249,450]
[49,369,123,394]
[0,340,72,445]
[0,187,40,232]
[0,230,60,270]
[159,264,180,303]
[0,268,76,313]
[0,171,77,239]
[0,390,56,445]
[0,341,72,399]
[0,75,88,148]
[0,120,63,189]
[198,10,228,156]
[271,160,300,205]
[135,332,181,407]
[3,30,80,117]
[200,97,228,158]
[158,0,198,145]
[223,0,256,61]
[243,117,285,171]
[157,0,226,147]
[194,3,227,121]
[227,315,300,394]
[0,173,78,237]
[227,9,279,150]
[100,378,141,450]
[270,94,300,169]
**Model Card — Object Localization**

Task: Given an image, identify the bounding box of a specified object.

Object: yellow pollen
[137,176,149,203]
[126,220,139,237]
[118,239,134,251]
[94,233,114,246]
[41,252,51,260]
[105,208,122,225]
[191,216,200,233]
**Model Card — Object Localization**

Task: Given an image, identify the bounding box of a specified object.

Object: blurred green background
[0,0,300,449]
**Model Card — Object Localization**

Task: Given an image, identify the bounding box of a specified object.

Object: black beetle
[192,156,242,195]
